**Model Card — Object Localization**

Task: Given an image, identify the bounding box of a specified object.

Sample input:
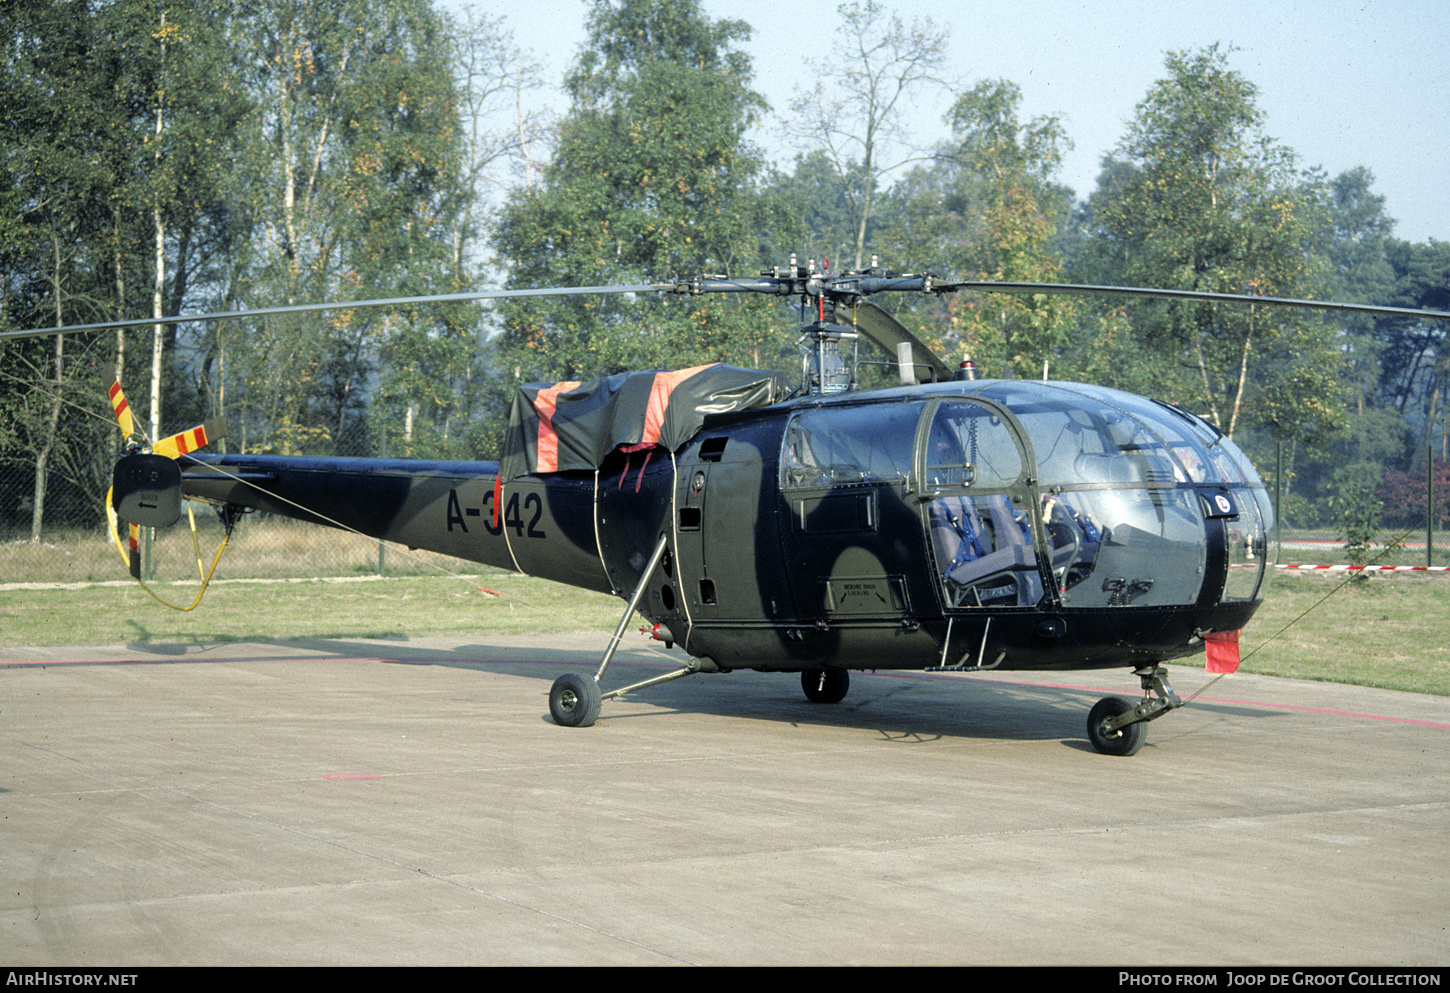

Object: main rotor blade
[849,301,954,382]
[938,281,1450,323]
[14,273,1448,343]
[0,284,661,342]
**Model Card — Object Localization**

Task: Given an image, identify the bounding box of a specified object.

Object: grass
[1238,571,1450,696]
[0,570,625,648]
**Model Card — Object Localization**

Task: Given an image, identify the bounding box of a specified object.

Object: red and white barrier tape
[1274,563,1450,572]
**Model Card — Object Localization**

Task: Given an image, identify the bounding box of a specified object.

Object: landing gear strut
[1087,665,1184,756]
[549,533,708,727]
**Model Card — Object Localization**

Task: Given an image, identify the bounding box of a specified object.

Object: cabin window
[1223,486,1273,602]
[928,493,1043,607]
[996,389,1177,488]
[922,402,1024,490]
[921,402,1041,607]
[980,389,1207,607]
[780,401,923,489]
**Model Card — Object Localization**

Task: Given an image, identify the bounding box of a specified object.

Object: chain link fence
[1,515,484,585]
[0,463,482,586]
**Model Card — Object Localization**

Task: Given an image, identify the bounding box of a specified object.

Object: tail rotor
[104,382,229,592]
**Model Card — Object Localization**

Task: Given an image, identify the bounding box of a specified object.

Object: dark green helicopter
[22,259,1450,755]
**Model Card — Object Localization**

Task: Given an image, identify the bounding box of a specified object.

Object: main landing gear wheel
[549,673,602,727]
[802,668,850,704]
[1087,696,1145,756]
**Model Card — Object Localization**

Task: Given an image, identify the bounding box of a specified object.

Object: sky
[465,0,1450,245]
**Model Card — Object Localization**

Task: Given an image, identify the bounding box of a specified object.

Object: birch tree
[783,0,948,271]
[1082,44,1342,441]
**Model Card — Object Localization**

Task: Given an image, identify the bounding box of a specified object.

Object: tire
[1087,696,1145,756]
[549,672,602,727]
[801,668,850,704]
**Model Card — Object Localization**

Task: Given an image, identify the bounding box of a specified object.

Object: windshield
[938,382,1272,608]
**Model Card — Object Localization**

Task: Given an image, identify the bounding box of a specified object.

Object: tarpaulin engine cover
[502,363,789,480]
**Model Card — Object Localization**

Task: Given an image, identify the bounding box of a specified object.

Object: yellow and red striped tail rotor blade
[108,381,135,438]
[153,418,227,459]
[127,523,141,580]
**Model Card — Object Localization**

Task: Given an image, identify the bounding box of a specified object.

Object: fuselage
[182,379,1272,674]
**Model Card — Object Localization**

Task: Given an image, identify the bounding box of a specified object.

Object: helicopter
[15,259,1450,755]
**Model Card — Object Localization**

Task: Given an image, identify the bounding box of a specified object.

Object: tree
[446,9,548,278]
[1308,167,1398,310]
[783,1,949,271]
[125,2,252,461]
[492,0,788,382]
[1081,45,1343,442]
[924,79,1076,378]
[1376,239,1450,454]
[0,0,164,538]
[1301,166,1399,418]
[762,151,858,272]
[0,1,496,529]
[1327,461,1387,569]
[219,0,467,457]
[1379,455,1450,529]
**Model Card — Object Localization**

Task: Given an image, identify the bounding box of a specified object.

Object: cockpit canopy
[780,380,1272,610]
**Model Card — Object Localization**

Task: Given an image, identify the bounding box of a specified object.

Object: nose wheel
[1087,696,1145,756]
[1086,665,1184,756]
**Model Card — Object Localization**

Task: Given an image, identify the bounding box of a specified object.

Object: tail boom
[173,454,610,592]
